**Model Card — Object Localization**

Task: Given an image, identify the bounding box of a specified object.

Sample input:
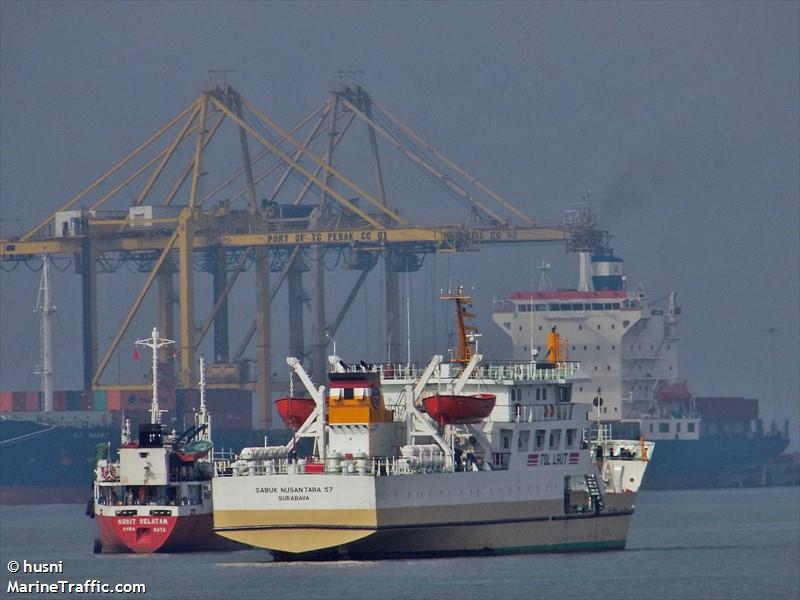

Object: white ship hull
[213,469,636,559]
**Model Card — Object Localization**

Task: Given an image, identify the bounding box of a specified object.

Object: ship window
[549,430,561,449]
[578,325,583,330]
[536,388,540,400]
[613,303,620,309]
[688,422,696,433]
[518,326,523,331]
[503,322,510,329]
[612,345,615,350]
[649,423,654,433]
[518,430,531,451]
[604,303,613,310]
[560,304,571,311]
[676,423,682,432]
[594,366,598,371]
[606,366,611,371]
[538,325,543,331]
[659,423,670,433]
[535,304,547,311]
[667,344,671,350]
[542,388,547,400]
[592,303,603,310]
[572,304,583,310]
[534,430,546,450]
[623,320,630,328]
[611,324,615,329]
[583,345,588,351]
[566,429,577,448]
[518,304,526,312]
[549,304,560,311]
[571,345,576,351]
[596,345,600,350]
[500,429,512,450]
[523,346,528,353]
[344,388,354,400]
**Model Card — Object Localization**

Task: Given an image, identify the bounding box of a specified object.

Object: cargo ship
[491,247,789,489]
[90,332,237,553]
[212,291,652,560]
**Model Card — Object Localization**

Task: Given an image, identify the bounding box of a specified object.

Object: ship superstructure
[492,245,788,488]
[212,293,651,559]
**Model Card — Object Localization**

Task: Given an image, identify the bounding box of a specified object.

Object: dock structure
[0,84,608,428]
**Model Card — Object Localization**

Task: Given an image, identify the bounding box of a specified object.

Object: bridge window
[592,303,603,310]
[535,304,547,311]
[572,304,583,310]
[566,428,577,448]
[688,422,696,433]
[518,430,531,452]
[659,423,670,433]
[613,303,620,309]
[549,304,560,311]
[560,304,571,311]
[534,430,546,450]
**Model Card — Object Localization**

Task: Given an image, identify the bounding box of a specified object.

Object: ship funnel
[591,255,625,291]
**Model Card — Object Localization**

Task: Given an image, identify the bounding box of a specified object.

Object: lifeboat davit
[422,393,496,426]
[274,397,316,429]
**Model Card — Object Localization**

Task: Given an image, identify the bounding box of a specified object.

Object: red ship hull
[275,397,316,429]
[96,512,234,553]
[422,393,496,425]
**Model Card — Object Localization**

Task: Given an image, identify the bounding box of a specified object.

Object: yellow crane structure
[0,84,607,428]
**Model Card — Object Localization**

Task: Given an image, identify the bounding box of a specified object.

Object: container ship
[212,292,652,560]
[491,251,789,489]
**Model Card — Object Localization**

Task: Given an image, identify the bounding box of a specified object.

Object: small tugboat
[90,328,236,553]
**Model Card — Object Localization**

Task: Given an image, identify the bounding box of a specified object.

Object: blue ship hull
[642,434,790,489]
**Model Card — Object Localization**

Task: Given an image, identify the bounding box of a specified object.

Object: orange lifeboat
[422,393,496,426]
[274,397,316,429]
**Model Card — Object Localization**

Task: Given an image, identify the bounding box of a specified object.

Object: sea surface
[1,487,798,600]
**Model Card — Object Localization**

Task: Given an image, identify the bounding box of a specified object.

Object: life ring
[102,467,116,481]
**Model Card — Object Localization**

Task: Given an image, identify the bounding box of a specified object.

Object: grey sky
[1,1,797,446]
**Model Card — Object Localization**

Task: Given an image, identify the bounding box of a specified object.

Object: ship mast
[134,326,174,425]
[35,254,55,412]
[440,287,477,366]
[197,355,211,442]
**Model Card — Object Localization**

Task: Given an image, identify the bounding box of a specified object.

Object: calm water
[1,487,798,600]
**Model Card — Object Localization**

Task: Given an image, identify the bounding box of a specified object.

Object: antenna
[135,327,175,425]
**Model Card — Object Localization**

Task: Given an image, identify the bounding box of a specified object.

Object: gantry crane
[0,84,607,428]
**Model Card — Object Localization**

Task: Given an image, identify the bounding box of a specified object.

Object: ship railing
[215,455,457,478]
[376,360,582,383]
[514,403,574,422]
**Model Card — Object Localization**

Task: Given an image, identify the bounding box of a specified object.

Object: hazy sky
[1,2,797,445]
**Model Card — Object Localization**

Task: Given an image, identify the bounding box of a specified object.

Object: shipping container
[92,390,107,410]
[106,390,122,411]
[24,391,40,411]
[52,390,67,411]
[66,390,82,411]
